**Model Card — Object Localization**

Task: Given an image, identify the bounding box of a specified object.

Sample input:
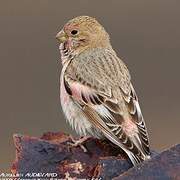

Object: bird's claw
[67,136,90,152]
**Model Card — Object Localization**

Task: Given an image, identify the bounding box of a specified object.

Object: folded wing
[64,48,150,165]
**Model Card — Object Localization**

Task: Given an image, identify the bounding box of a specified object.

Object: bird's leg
[68,135,91,152]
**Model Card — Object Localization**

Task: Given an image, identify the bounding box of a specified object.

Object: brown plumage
[56,16,151,166]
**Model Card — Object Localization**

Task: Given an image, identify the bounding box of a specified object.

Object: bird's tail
[126,150,151,166]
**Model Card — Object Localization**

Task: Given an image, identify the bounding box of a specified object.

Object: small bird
[56,16,151,166]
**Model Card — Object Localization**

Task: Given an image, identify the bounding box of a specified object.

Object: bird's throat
[59,41,74,65]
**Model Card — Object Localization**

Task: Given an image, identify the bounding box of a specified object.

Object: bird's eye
[71,30,78,35]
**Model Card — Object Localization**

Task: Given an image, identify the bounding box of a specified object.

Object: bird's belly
[60,78,102,138]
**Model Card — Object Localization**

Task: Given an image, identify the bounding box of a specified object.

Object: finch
[56,16,150,166]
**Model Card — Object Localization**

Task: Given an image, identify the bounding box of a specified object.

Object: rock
[11,132,180,179]
[11,132,132,179]
[93,156,132,179]
[114,144,180,180]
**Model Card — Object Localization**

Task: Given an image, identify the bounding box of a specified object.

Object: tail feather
[126,151,141,166]
[126,150,151,166]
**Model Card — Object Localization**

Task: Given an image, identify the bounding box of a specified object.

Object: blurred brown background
[0,0,180,171]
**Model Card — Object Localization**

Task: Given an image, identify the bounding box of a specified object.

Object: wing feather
[63,48,150,165]
[82,105,141,165]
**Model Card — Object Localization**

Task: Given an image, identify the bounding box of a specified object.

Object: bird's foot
[67,135,90,152]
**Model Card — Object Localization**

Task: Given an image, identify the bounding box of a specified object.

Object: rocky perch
[11,132,180,179]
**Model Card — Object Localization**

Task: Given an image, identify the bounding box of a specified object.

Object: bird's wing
[64,48,150,165]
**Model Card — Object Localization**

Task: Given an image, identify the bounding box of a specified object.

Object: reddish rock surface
[11,132,180,179]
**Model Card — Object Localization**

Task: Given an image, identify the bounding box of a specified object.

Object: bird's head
[56,16,111,58]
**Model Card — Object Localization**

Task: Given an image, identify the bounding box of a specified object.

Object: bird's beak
[56,30,67,43]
